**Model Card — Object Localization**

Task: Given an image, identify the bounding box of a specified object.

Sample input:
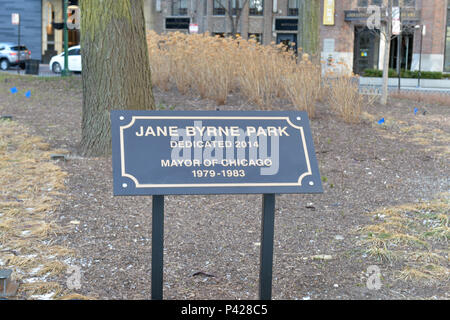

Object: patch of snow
[30,292,55,300]
[30,266,43,275]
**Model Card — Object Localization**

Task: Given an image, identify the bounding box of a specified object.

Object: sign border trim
[118,115,313,189]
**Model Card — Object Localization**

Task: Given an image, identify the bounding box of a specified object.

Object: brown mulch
[0,75,449,300]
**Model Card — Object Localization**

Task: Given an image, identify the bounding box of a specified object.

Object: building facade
[0,0,42,60]
[146,0,450,74]
[0,0,79,63]
[40,0,80,63]
[1,0,449,74]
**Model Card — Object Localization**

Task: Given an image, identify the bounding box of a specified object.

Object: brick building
[1,0,449,74]
[146,0,450,74]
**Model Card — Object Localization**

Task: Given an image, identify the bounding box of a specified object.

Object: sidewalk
[359,76,450,94]
[0,64,80,77]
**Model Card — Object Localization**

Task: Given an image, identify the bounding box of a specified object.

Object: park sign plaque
[111,110,322,196]
[111,110,323,300]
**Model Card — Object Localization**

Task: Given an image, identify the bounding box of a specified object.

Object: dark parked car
[0,42,31,70]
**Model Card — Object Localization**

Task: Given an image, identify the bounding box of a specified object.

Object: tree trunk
[226,0,248,37]
[80,0,155,157]
[381,0,392,105]
[300,0,320,61]
[228,0,236,36]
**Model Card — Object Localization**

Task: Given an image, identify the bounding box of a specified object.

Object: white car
[49,45,81,73]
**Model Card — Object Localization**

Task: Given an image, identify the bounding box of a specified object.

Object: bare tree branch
[213,0,249,36]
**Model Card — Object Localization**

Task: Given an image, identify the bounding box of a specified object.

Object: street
[0,64,80,77]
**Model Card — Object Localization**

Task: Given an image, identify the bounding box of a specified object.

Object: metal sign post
[149,193,278,300]
[111,111,323,300]
[259,193,276,300]
[151,195,165,300]
[12,13,20,74]
[62,0,69,77]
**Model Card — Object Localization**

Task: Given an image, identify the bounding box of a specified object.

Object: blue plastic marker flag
[10,87,17,94]
[414,108,418,115]
[378,118,385,124]
[25,90,31,98]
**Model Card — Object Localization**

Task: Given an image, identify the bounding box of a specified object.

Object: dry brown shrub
[284,54,322,117]
[322,58,380,123]
[147,32,236,105]
[146,31,323,115]
[327,74,364,123]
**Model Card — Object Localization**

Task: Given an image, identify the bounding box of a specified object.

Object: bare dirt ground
[0,75,448,300]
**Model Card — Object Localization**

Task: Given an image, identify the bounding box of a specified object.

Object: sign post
[111,111,323,300]
[393,7,402,91]
[62,0,69,77]
[151,195,164,300]
[12,13,20,74]
[259,193,276,300]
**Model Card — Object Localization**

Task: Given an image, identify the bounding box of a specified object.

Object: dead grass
[147,32,299,109]
[407,251,447,264]
[20,281,63,298]
[55,293,97,300]
[374,110,450,158]
[147,31,371,119]
[327,75,364,123]
[3,255,38,271]
[146,31,373,121]
[366,246,396,263]
[284,54,322,117]
[397,264,449,283]
[358,194,449,282]
[0,119,78,299]
[37,260,68,277]
[390,91,450,106]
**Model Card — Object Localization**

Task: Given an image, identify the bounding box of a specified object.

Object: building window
[213,0,226,15]
[172,0,187,16]
[232,0,243,16]
[357,0,386,6]
[249,0,263,16]
[356,0,416,7]
[401,0,416,7]
[287,0,298,16]
[393,0,416,6]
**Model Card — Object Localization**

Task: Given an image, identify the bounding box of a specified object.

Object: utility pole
[396,7,402,92]
[416,24,424,87]
[380,0,392,105]
[62,0,69,76]
[17,14,21,74]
